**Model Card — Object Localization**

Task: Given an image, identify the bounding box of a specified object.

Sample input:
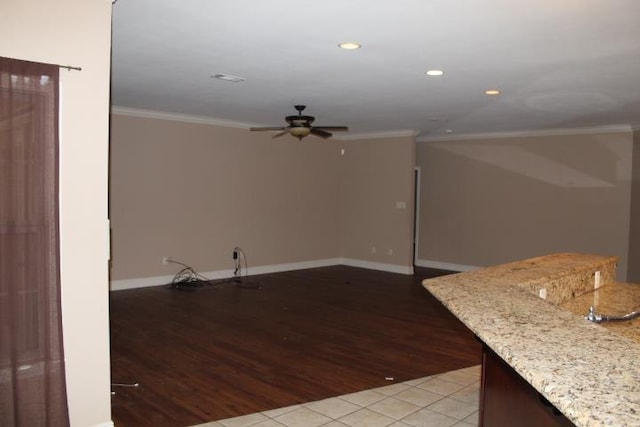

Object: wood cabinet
[480,345,575,427]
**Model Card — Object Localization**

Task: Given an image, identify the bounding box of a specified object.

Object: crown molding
[335,129,418,141]
[417,124,633,143]
[111,107,633,141]
[110,106,257,129]
[111,106,419,141]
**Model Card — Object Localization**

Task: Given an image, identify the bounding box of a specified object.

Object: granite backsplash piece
[515,256,617,305]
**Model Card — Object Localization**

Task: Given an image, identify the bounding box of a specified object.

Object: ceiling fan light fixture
[338,42,361,50]
[289,127,312,138]
[250,105,348,140]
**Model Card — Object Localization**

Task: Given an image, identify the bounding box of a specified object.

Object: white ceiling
[111,0,640,139]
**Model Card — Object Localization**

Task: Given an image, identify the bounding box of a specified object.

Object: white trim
[110,107,634,141]
[417,124,633,143]
[110,107,418,141]
[92,422,114,427]
[243,258,342,276]
[109,258,342,291]
[336,129,418,141]
[110,106,257,129]
[110,273,182,291]
[415,259,479,272]
[110,258,415,290]
[413,166,421,266]
[340,258,414,275]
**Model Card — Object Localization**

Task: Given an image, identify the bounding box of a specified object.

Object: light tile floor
[191,365,481,427]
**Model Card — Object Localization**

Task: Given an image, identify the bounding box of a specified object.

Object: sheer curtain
[0,57,69,426]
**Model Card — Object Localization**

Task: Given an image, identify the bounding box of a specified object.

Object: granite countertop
[422,253,640,427]
[560,282,640,343]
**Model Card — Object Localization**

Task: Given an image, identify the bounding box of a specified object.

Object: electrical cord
[167,259,214,289]
[232,247,261,289]
[167,249,261,290]
[233,246,248,280]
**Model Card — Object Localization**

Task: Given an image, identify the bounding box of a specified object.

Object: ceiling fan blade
[310,128,332,138]
[250,126,287,131]
[313,126,349,131]
[249,107,348,140]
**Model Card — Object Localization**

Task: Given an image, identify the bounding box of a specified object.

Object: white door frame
[413,166,421,266]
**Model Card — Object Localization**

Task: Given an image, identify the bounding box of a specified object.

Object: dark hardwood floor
[109,266,481,427]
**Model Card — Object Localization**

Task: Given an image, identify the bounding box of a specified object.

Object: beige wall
[417,131,633,279]
[628,130,640,281]
[1,1,113,426]
[109,115,417,282]
[110,113,341,281]
[338,136,416,269]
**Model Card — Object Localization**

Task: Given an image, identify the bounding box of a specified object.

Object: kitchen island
[422,253,640,427]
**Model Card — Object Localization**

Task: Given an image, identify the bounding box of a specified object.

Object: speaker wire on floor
[167,251,261,291]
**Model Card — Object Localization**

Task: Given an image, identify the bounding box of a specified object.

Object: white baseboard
[109,273,179,291]
[110,258,341,291]
[110,257,414,291]
[415,259,479,272]
[244,258,342,276]
[340,258,414,275]
[93,421,114,427]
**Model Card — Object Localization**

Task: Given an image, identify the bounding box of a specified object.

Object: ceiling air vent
[212,73,246,83]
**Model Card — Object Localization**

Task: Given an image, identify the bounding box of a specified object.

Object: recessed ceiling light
[338,42,361,50]
[212,73,246,83]
[485,89,501,96]
[426,70,444,76]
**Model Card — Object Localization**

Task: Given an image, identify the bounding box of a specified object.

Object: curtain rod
[60,65,82,71]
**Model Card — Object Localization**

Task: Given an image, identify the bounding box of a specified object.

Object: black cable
[232,247,261,289]
[167,254,261,291]
[233,246,249,281]
[167,259,220,290]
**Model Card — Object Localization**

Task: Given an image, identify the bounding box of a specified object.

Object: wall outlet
[395,201,407,209]
[162,256,172,264]
[387,248,393,255]
[371,246,377,254]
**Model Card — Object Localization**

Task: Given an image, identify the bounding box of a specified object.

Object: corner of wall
[627,130,640,281]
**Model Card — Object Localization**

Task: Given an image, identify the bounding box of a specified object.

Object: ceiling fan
[250,105,348,140]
